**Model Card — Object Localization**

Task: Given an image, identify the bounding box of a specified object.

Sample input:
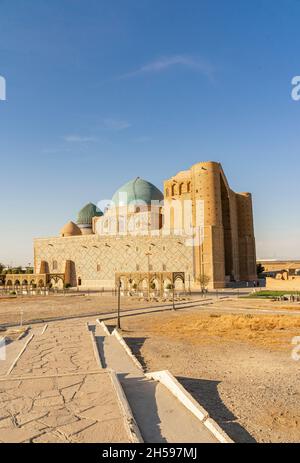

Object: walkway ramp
[0,321,136,443]
[95,323,221,443]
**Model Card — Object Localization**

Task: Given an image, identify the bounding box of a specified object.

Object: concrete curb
[109,369,144,443]
[6,333,35,376]
[87,323,103,369]
[41,324,48,335]
[111,328,144,372]
[96,319,111,336]
[204,417,233,444]
[146,370,209,421]
[146,370,234,444]
[89,330,103,369]
[17,327,29,340]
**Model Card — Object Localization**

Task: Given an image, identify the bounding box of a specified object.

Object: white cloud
[42,146,72,154]
[120,55,213,79]
[64,134,97,143]
[102,118,131,131]
[0,75,6,101]
[133,136,152,143]
[62,119,131,145]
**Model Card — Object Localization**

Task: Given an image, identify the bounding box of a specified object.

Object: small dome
[112,177,163,207]
[77,203,103,225]
[60,221,82,237]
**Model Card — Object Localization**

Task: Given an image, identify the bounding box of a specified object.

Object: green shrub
[247,290,300,298]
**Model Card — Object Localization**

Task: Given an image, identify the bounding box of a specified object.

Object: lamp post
[172,284,176,311]
[117,278,121,330]
[171,276,176,311]
[145,251,152,299]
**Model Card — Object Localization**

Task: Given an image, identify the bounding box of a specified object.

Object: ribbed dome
[112,177,163,207]
[77,203,103,225]
[60,221,82,237]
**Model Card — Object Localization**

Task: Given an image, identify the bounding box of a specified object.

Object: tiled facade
[34,234,194,289]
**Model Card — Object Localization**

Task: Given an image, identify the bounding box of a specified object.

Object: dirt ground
[0,294,176,326]
[1,292,300,327]
[120,309,300,443]
[1,294,300,443]
[2,326,28,342]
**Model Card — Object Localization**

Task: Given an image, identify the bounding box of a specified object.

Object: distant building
[257,260,300,276]
[8,161,257,290]
[258,260,300,291]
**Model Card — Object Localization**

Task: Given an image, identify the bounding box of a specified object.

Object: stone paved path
[0,320,130,443]
[10,322,98,377]
[95,324,219,443]
[0,335,28,377]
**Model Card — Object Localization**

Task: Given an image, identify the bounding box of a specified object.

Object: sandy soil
[1,292,300,327]
[1,295,300,442]
[2,326,28,342]
[120,309,300,443]
[0,294,178,326]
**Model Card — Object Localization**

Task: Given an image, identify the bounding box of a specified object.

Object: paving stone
[56,377,84,389]
[0,321,131,443]
[80,404,122,422]
[17,411,49,426]
[61,384,80,403]
[4,397,34,414]
[0,409,10,420]
[34,396,65,407]
[39,390,61,399]
[74,419,129,443]
[57,418,96,437]
[0,426,45,443]
[38,407,79,427]
[32,431,70,443]
[0,417,12,429]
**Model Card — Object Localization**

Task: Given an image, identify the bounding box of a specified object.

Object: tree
[2,266,26,275]
[11,267,23,274]
[257,263,265,276]
[198,274,210,292]
[0,263,5,274]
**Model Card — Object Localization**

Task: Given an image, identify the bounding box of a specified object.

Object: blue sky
[1,0,300,265]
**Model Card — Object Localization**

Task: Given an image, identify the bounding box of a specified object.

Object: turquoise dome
[77,203,103,225]
[112,177,163,207]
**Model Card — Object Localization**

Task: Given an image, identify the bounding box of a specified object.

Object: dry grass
[3,326,28,341]
[146,313,300,350]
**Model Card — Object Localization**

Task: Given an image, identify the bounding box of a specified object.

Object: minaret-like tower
[164,161,257,288]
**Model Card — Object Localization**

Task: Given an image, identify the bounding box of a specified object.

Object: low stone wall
[266,276,300,291]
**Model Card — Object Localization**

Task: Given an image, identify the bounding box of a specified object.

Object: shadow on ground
[118,373,168,443]
[124,336,148,370]
[124,334,256,443]
[178,377,256,443]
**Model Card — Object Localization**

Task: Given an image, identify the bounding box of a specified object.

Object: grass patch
[247,290,300,299]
